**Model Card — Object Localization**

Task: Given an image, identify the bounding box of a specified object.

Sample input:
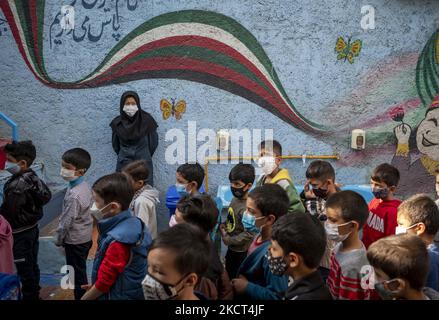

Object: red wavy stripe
[29,0,43,71]
[87,55,313,132]
[86,35,292,118]
[0,2,45,84]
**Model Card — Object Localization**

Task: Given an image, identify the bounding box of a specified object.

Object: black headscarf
[110,91,158,143]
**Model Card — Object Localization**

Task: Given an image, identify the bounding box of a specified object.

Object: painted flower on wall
[390,106,405,122]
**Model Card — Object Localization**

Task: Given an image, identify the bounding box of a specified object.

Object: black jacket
[285,270,333,300]
[0,169,52,232]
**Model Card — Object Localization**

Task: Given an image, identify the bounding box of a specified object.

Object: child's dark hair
[248,184,289,218]
[176,194,218,234]
[367,234,429,290]
[177,163,204,189]
[259,140,282,156]
[398,194,439,236]
[150,223,210,277]
[305,160,335,181]
[272,213,326,269]
[5,141,36,166]
[122,160,149,182]
[326,190,368,229]
[92,172,134,210]
[62,148,91,171]
[229,163,255,185]
[371,163,400,187]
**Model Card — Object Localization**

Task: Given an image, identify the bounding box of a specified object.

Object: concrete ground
[38,219,97,300]
[36,207,228,300]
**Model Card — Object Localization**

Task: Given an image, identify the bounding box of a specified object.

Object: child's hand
[304,182,316,199]
[80,284,104,300]
[219,224,227,237]
[231,275,248,294]
[54,236,63,247]
[81,284,92,291]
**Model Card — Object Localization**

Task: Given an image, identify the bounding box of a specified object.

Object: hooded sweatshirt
[256,168,305,214]
[0,215,14,274]
[129,185,160,239]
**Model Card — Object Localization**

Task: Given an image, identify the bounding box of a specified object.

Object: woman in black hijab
[110,91,158,186]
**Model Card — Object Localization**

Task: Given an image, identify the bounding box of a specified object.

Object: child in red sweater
[362,163,401,249]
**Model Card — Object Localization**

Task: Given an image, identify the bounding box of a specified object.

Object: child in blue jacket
[232,184,289,300]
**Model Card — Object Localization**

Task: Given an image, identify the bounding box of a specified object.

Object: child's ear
[386,278,405,293]
[275,157,282,165]
[185,273,198,287]
[351,220,360,231]
[416,223,426,236]
[287,252,300,269]
[389,186,397,193]
[267,214,277,226]
[110,202,122,212]
[18,159,27,169]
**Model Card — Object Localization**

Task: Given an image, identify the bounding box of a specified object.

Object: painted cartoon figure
[392,94,439,198]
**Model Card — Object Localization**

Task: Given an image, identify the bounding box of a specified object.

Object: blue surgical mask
[175,183,189,197]
[374,279,401,300]
[5,161,21,174]
[242,211,261,233]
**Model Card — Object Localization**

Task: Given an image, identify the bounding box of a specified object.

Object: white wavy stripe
[78,22,296,118]
[8,0,48,83]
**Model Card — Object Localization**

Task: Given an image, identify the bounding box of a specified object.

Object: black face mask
[312,186,328,199]
[231,186,246,199]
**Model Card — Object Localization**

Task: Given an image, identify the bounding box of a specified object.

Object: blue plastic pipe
[0,112,19,142]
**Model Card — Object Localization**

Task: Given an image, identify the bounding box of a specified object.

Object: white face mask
[395,223,419,235]
[256,156,277,175]
[123,104,138,117]
[60,167,78,181]
[90,202,112,221]
[168,214,178,228]
[324,221,352,242]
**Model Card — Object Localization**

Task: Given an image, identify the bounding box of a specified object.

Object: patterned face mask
[371,186,389,199]
[142,272,187,300]
[266,250,288,276]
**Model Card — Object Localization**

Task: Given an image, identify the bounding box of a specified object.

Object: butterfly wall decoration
[160,98,187,120]
[335,36,362,64]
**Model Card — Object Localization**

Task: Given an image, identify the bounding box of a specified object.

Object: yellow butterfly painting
[160,98,186,120]
[335,36,362,64]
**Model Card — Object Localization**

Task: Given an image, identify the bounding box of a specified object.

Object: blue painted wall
[1,0,438,231]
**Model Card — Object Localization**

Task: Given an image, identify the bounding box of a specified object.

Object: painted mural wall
[0,0,438,229]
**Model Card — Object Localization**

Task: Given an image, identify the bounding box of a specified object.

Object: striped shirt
[327,243,373,300]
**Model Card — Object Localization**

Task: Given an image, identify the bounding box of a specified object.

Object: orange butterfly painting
[160,99,187,120]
